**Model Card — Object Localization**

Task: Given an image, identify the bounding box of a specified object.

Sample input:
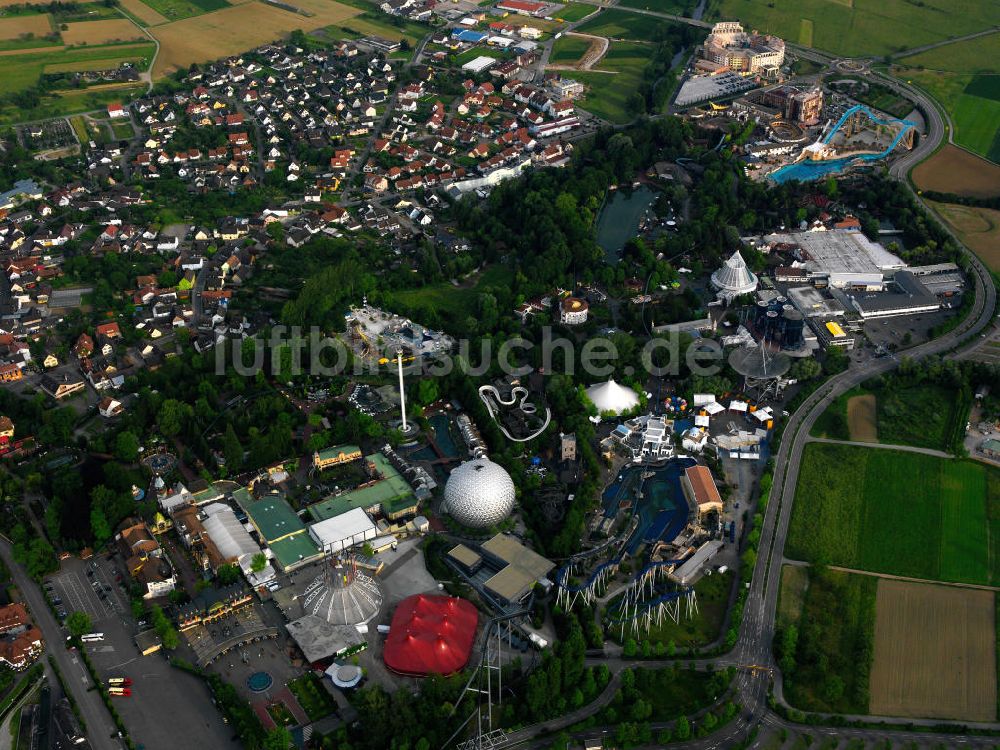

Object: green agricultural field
[131,0,228,21]
[716,0,1000,58]
[779,567,876,715]
[897,31,1000,74]
[0,42,154,95]
[787,444,1000,585]
[577,7,677,42]
[899,67,1000,163]
[617,0,693,12]
[555,2,596,22]
[572,41,649,123]
[549,34,590,64]
[811,382,969,451]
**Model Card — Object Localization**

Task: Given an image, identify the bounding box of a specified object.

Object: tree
[790,358,821,381]
[674,716,690,741]
[217,563,241,586]
[264,727,293,750]
[90,507,111,547]
[157,399,192,438]
[223,423,244,474]
[114,430,140,462]
[251,553,267,573]
[66,610,92,638]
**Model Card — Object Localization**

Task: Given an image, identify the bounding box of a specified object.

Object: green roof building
[310,453,418,523]
[245,494,320,571]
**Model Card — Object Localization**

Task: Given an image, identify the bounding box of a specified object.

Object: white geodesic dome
[444,458,515,529]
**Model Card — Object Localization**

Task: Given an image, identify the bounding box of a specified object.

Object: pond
[428,413,460,458]
[596,186,659,264]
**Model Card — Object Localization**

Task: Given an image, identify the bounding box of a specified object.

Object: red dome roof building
[383,595,479,677]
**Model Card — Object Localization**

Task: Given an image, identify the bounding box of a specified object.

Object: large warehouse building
[761,229,905,289]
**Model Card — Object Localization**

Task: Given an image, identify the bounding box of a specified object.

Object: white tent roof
[585,379,640,415]
[202,503,261,561]
[703,401,726,415]
[729,400,749,412]
[694,415,710,427]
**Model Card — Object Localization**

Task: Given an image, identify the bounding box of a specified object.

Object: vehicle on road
[107,677,132,687]
[108,687,131,697]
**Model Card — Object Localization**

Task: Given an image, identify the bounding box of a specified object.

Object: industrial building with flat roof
[762,229,905,289]
[309,507,377,554]
[832,270,941,319]
[480,534,555,605]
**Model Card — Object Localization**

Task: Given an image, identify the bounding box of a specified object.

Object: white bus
[80,633,105,642]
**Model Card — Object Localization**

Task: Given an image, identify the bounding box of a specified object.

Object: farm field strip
[869,579,996,722]
[61,19,145,45]
[787,444,996,585]
[927,201,1000,273]
[0,13,52,40]
[912,144,1000,199]
[718,0,1000,58]
[150,0,359,76]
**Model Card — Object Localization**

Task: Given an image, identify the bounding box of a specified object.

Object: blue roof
[452,29,487,42]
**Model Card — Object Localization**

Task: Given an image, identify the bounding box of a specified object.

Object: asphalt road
[0,539,121,750]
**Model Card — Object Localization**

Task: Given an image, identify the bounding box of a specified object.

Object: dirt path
[547,31,610,71]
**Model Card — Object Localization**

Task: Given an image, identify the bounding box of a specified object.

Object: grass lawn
[453,45,505,66]
[577,7,678,42]
[110,120,133,139]
[606,570,733,649]
[0,41,153,95]
[781,568,876,714]
[389,264,514,325]
[776,564,809,630]
[287,674,335,721]
[132,0,228,22]
[555,2,596,22]
[572,41,649,123]
[716,0,1000,58]
[549,34,590,64]
[68,114,89,143]
[0,82,145,125]
[787,444,999,585]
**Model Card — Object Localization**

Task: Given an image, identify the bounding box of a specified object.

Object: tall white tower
[396,348,407,432]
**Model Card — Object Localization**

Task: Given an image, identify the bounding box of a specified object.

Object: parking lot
[44,556,128,626]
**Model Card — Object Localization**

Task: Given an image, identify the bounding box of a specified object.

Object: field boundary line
[783,559,1000,592]
[806,436,951,458]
